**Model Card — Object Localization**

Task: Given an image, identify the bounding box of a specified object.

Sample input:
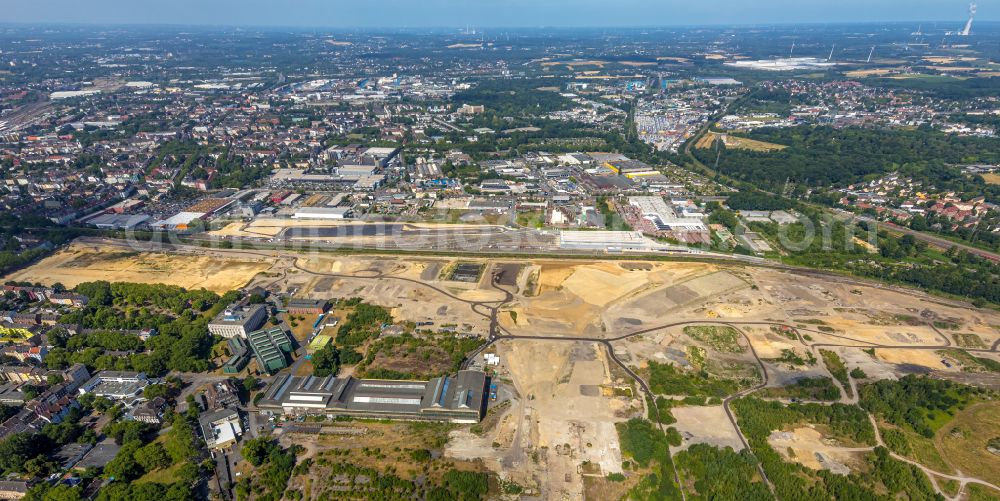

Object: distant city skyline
[3,0,997,28]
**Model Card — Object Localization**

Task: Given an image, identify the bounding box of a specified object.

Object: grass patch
[134,462,184,484]
[936,401,1000,485]
[939,479,960,497]
[820,349,852,398]
[770,348,816,367]
[515,210,545,229]
[890,424,954,474]
[645,361,743,399]
[683,325,744,353]
[939,349,1000,373]
[758,376,841,401]
[951,333,985,348]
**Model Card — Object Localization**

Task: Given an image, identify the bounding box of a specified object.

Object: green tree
[241,437,276,467]
[104,441,143,481]
[164,414,199,464]
[311,344,340,377]
[134,443,170,471]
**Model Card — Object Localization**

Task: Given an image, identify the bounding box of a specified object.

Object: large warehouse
[558,230,650,251]
[291,207,354,219]
[628,196,707,232]
[257,370,488,423]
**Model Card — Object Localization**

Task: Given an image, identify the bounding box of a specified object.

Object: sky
[3,0,996,28]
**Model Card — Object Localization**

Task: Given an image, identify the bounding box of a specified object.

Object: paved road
[719,323,776,495]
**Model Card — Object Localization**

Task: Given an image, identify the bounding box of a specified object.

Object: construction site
[8,240,1000,499]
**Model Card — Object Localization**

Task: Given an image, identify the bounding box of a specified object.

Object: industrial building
[628,196,707,232]
[604,159,653,175]
[558,230,651,251]
[208,304,267,338]
[222,337,251,374]
[247,327,294,374]
[85,213,151,230]
[257,370,488,423]
[291,207,354,219]
[286,299,329,315]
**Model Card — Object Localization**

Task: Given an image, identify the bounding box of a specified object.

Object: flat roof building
[629,196,707,232]
[208,304,267,339]
[199,408,242,450]
[247,328,294,374]
[257,370,487,424]
[559,230,650,251]
[78,371,148,400]
[291,207,353,220]
[286,299,329,315]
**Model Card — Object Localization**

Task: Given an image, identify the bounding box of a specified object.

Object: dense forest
[47,281,238,375]
[749,214,1000,305]
[696,125,1000,198]
[452,78,574,116]
[863,76,1000,100]
[858,375,983,439]
[616,418,682,500]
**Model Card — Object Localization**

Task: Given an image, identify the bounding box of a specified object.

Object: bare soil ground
[769,426,868,475]
[446,339,637,499]
[4,243,272,294]
[47,246,1000,497]
[670,405,744,452]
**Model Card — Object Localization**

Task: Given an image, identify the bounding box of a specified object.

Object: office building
[208,304,267,339]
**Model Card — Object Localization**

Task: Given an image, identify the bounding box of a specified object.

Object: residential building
[131,397,166,424]
[0,480,29,500]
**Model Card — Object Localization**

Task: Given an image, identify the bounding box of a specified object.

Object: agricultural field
[695,131,787,151]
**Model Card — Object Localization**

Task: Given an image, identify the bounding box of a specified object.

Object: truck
[489,383,498,401]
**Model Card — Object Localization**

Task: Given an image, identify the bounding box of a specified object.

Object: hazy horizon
[3,0,995,29]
